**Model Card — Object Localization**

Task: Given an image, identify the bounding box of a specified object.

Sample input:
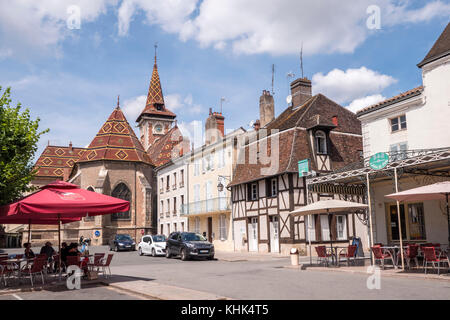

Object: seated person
[67,243,80,256]
[24,242,35,259]
[40,241,56,260]
[59,242,68,271]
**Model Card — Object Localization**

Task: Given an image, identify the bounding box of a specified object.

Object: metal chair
[338,245,357,266]
[21,258,46,286]
[423,247,449,275]
[371,246,394,270]
[398,244,419,269]
[88,253,105,272]
[315,246,332,267]
[98,254,113,278]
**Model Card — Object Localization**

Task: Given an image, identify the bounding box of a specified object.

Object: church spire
[145,43,165,108]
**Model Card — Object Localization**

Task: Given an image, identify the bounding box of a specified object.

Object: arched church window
[111,183,131,221]
[315,130,327,155]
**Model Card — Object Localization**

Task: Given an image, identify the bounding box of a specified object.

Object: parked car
[109,234,136,251]
[166,232,215,261]
[138,234,167,257]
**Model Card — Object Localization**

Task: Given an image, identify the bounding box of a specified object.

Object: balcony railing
[180,197,230,216]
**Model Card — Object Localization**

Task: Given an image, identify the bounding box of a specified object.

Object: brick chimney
[259,90,274,128]
[253,119,261,131]
[205,108,225,145]
[290,77,312,107]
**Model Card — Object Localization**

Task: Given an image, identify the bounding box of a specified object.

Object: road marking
[12,294,23,300]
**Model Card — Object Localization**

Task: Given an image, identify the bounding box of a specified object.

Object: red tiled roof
[34,144,86,178]
[136,61,176,122]
[78,106,152,165]
[147,126,190,167]
[356,86,423,116]
[418,22,450,68]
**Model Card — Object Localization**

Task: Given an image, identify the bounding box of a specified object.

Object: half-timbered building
[229,78,364,255]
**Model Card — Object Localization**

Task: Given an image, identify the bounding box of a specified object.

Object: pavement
[1,245,450,300]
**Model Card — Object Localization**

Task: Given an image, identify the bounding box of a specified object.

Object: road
[1,246,450,299]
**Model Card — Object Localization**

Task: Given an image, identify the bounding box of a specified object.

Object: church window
[111,183,131,221]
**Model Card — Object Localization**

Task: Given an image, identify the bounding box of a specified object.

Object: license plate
[126,245,131,248]
[200,250,208,254]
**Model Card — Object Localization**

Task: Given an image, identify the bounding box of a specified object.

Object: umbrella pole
[446,193,450,246]
[366,173,374,265]
[394,168,405,270]
[58,215,61,281]
[28,220,31,243]
[308,215,312,265]
[328,211,334,266]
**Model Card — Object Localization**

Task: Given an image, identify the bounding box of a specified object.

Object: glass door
[389,204,407,240]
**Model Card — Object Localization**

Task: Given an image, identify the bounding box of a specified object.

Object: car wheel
[152,248,156,257]
[181,249,189,261]
[207,255,214,260]
[138,247,143,256]
[166,249,171,258]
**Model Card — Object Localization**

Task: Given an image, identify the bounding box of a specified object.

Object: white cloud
[165,93,203,114]
[312,67,397,104]
[0,0,115,58]
[345,94,386,114]
[122,95,146,122]
[178,120,203,149]
[117,0,450,56]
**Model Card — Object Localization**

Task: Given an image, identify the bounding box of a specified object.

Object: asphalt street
[1,246,450,300]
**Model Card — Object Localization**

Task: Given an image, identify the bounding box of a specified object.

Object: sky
[0,0,449,160]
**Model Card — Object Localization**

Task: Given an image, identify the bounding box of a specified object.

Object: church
[22,54,189,246]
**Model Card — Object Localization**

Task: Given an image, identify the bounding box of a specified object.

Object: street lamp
[217,175,231,192]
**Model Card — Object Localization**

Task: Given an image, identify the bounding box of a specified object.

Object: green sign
[298,159,310,177]
[369,152,389,170]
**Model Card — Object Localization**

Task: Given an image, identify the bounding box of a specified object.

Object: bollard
[290,248,299,266]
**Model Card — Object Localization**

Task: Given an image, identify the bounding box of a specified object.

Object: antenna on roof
[300,42,304,78]
[271,64,275,95]
[154,42,158,64]
[220,97,227,114]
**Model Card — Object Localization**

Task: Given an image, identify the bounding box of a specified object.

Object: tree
[0,86,49,205]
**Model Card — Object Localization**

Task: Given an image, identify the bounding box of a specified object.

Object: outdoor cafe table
[326,246,348,266]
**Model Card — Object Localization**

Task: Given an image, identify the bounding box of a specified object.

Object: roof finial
[117,95,120,109]
[154,42,158,65]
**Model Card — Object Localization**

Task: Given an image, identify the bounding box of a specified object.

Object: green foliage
[0,86,49,205]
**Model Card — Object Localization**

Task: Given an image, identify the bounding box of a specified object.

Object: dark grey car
[166,232,215,261]
[109,234,136,251]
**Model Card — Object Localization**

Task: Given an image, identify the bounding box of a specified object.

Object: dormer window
[390,115,407,132]
[315,130,327,155]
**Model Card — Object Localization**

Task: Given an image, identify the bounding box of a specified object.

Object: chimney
[69,141,73,151]
[259,90,274,128]
[332,116,338,126]
[290,77,312,107]
[253,119,261,131]
[205,109,225,145]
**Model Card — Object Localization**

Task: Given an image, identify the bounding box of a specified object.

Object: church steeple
[136,45,176,150]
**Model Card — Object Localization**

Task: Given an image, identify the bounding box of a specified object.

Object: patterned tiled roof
[147,126,190,167]
[356,86,423,117]
[136,61,176,122]
[78,106,152,164]
[34,144,86,178]
[418,22,450,68]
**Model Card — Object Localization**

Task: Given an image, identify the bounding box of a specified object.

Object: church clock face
[154,124,163,134]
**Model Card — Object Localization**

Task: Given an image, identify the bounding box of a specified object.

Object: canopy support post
[446,193,450,246]
[58,214,61,281]
[394,168,405,270]
[306,184,312,265]
[366,173,374,265]
[28,220,31,243]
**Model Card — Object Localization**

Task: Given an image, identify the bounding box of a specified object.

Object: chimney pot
[332,116,338,126]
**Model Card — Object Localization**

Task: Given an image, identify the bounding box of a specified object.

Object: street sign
[369,152,389,170]
[298,159,310,177]
[94,230,100,237]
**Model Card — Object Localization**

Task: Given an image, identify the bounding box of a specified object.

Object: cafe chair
[398,244,419,269]
[423,247,449,275]
[98,254,114,278]
[338,245,357,266]
[21,258,46,287]
[371,246,394,270]
[0,264,15,287]
[88,253,105,272]
[315,246,332,267]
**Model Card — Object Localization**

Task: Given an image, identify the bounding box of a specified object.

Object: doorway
[207,217,213,242]
[270,216,280,253]
[248,217,258,252]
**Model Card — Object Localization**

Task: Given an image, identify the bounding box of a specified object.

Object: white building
[156,156,189,237]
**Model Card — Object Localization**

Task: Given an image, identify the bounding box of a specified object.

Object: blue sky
[0,0,449,159]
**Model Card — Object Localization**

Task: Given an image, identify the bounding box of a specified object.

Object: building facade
[156,156,189,237]
[230,81,365,255]
[307,23,450,251]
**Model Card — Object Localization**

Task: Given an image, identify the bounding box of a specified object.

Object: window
[270,178,277,197]
[160,177,164,193]
[180,169,184,186]
[174,223,177,232]
[219,214,227,240]
[166,199,170,216]
[166,175,170,191]
[173,197,177,215]
[305,215,316,241]
[194,217,200,234]
[181,222,185,232]
[320,215,330,241]
[315,130,327,154]
[390,142,408,160]
[248,183,258,201]
[336,215,347,240]
[173,172,177,188]
[160,200,164,217]
[408,203,426,240]
[111,183,131,220]
[161,224,164,234]
[84,187,95,221]
[194,159,200,176]
[390,115,407,132]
